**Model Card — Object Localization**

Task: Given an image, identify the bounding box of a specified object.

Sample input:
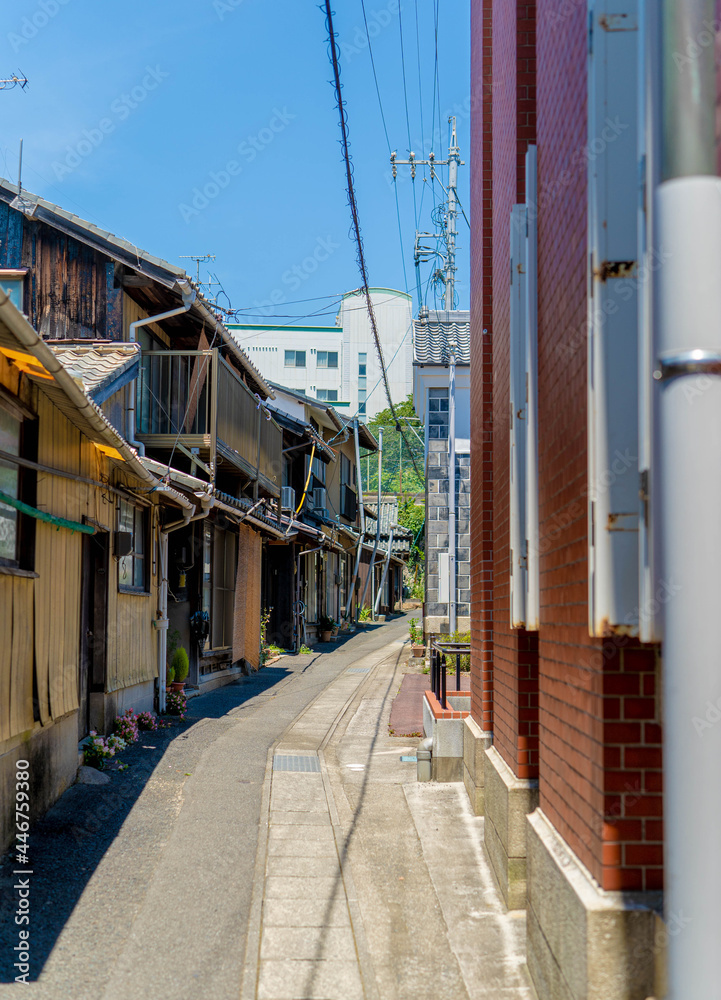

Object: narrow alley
[0,616,532,1000]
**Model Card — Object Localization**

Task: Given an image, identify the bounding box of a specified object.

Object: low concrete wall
[422,691,470,782]
[483,745,539,910]
[462,716,492,815]
[526,808,664,1000]
[0,712,80,853]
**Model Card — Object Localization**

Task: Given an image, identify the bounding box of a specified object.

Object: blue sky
[0,0,470,325]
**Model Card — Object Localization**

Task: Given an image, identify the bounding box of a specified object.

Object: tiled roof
[50,342,140,404]
[364,495,414,556]
[413,310,471,365]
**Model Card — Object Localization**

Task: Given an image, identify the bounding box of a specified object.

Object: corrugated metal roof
[413,310,471,365]
[49,342,140,404]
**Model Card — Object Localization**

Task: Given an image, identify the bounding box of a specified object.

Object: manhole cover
[273,755,321,773]
[347,667,370,674]
[400,756,417,763]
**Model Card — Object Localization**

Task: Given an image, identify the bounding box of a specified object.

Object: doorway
[78,531,109,739]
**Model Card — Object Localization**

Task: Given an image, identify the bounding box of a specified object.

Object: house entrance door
[78,531,109,739]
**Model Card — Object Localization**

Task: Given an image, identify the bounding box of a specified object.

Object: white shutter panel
[525,147,540,631]
[587,0,640,636]
[510,204,528,628]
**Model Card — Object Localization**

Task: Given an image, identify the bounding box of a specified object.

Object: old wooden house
[0,179,284,699]
[0,292,197,850]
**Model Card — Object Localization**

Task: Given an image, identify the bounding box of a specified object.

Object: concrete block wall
[425,442,472,624]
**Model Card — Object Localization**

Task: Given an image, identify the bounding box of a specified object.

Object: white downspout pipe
[448,340,457,636]
[345,418,366,620]
[157,494,213,713]
[127,282,196,455]
[656,3,721,996]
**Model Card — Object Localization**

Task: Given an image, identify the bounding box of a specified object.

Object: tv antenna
[0,73,28,92]
[180,254,216,285]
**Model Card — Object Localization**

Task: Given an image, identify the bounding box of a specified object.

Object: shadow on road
[0,664,294,983]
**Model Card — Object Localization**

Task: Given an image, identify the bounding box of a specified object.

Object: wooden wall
[232,523,262,669]
[0,356,159,749]
[0,201,123,342]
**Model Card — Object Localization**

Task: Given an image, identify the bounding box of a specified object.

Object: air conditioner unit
[312,487,327,512]
[281,486,296,511]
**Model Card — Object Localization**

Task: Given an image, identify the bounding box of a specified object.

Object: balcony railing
[136,349,281,495]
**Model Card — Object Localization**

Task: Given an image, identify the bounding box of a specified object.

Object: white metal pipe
[127,282,196,455]
[656,176,721,999]
[448,346,457,636]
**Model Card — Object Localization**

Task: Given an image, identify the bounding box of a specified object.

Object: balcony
[136,349,281,496]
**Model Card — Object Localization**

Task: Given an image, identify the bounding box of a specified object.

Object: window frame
[117,499,148,594]
[316,351,338,369]
[284,349,306,368]
[0,397,37,572]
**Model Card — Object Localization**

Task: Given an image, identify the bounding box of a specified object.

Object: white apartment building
[229,287,413,420]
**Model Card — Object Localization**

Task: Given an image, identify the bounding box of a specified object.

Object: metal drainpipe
[345,418,366,620]
[127,282,196,455]
[448,341,457,636]
[656,2,721,996]
[157,496,213,713]
[359,427,382,616]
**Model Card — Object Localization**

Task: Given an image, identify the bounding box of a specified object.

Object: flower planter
[320,630,332,643]
[169,681,185,693]
[412,644,426,658]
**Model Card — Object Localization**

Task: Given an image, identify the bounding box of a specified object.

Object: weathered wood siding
[232,523,262,669]
[0,202,122,341]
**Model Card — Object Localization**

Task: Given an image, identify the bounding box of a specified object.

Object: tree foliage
[362,394,424,498]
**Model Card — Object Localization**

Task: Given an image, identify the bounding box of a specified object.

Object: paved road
[0,618,410,1000]
[0,614,535,1000]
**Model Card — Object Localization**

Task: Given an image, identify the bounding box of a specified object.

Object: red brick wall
[489,0,538,779]
[535,0,662,890]
[469,0,664,892]
[470,0,494,732]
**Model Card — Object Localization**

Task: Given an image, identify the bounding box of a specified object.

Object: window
[358,387,366,415]
[317,351,338,369]
[0,408,22,566]
[284,350,306,368]
[358,352,367,376]
[0,270,26,311]
[428,388,449,439]
[118,500,147,591]
[0,402,36,570]
[316,389,338,402]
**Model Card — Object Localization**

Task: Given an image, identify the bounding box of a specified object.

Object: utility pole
[391,116,464,311]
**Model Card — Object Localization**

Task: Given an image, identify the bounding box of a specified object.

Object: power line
[359,0,412,305]
[322,1,423,484]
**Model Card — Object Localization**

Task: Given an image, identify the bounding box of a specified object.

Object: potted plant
[357,606,372,627]
[409,618,425,656]
[318,614,336,643]
[169,646,189,692]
